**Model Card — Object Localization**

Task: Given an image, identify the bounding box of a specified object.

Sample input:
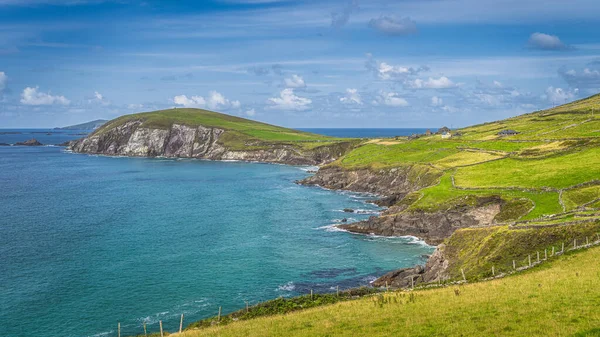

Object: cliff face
[69,120,350,165]
[301,166,505,286]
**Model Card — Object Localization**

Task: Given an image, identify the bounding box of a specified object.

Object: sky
[1,0,600,128]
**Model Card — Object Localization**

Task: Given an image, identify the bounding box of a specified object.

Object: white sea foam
[277,281,296,291]
[315,224,348,233]
[335,209,380,215]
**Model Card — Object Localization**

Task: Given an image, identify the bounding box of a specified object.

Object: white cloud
[267,88,312,111]
[365,54,427,81]
[173,94,206,108]
[407,76,457,89]
[128,103,143,110]
[173,91,240,110]
[431,96,443,106]
[528,32,569,50]
[373,91,409,107]
[284,74,306,88]
[89,91,110,105]
[340,88,362,105]
[368,16,418,36]
[245,108,256,116]
[559,67,600,89]
[544,86,578,104]
[0,71,6,93]
[20,86,70,105]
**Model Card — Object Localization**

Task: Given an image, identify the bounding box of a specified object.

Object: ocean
[0,129,434,337]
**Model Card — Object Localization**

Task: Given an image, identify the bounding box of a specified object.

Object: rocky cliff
[69,120,352,165]
[300,166,505,286]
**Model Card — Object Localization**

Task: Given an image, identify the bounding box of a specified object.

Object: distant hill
[55,119,108,130]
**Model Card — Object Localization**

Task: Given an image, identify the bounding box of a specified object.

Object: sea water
[0,130,434,337]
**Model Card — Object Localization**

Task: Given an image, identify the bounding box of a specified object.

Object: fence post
[545,249,547,260]
[218,306,222,321]
[337,285,339,297]
[179,314,184,333]
[574,239,577,249]
[492,266,495,276]
[552,246,555,256]
[118,323,120,337]
[461,268,466,282]
[143,322,147,337]
[528,255,531,267]
[411,276,414,289]
[245,300,249,313]
[159,321,164,337]
[513,260,516,270]
[586,237,589,245]
[537,251,540,262]
[562,242,565,253]
[386,281,389,292]
[311,289,314,300]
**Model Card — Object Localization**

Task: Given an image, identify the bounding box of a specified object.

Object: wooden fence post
[245,300,249,313]
[179,314,184,333]
[492,266,495,276]
[586,237,589,245]
[337,285,339,297]
[461,268,466,282]
[159,321,164,337]
[218,306,222,321]
[562,242,565,253]
[310,289,314,300]
[537,251,540,262]
[545,249,547,260]
[552,246,555,256]
[143,322,147,337]
[118,322,120,337]
[411,276,414,289]
[513,260,516,270]
[528,255,531,267]
[574,239,577,249]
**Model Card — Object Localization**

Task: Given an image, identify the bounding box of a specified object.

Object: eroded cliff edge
[298,166,506,285]
[69,120,353,165]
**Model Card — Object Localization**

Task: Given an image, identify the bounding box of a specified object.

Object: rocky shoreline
[68,120,503,289]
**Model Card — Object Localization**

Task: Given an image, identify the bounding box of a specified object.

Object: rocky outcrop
[69,120,352,165]
[339,196,503,246]
[298,165,440,198]
[16,139,43,146]
[372,244,450,288]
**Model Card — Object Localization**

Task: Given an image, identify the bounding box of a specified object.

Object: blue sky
[1,0,600,128]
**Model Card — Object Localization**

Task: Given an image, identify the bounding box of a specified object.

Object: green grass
[563,185,600,211]
[179,244,600,337]
[93,108,346,151]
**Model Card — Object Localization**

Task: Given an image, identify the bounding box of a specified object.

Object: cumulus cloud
[283,74,306,88]
[20,86,70,105]
[431,96,443,107]
[173,91,240,110]
[331,0,358,29]
[406,76,457,89]
[372,91,409,107]
[245,108,256,116]
[173,94,206,108]
[365,54,428,81]
[267,88,311,111]
[544,86,578,104]
[0,71,6,93]
[559,67,600,90]
[88,91,110,105]
[368,16,418,36]
[528,32,570,51]
[340,88,362,105]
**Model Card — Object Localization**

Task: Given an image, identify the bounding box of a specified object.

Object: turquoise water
[0,131,434,337]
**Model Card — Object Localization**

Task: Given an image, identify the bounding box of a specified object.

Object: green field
[178,245,600,337]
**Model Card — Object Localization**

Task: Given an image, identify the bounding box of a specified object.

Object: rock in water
[343,208,354,213]
[16,139,43,146]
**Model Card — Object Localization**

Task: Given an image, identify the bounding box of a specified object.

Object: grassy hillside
[178,245,600,337]
[330,94,600,228]
[93,108,344,151]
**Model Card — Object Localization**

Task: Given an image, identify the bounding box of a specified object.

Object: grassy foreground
[179,246,600,337]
